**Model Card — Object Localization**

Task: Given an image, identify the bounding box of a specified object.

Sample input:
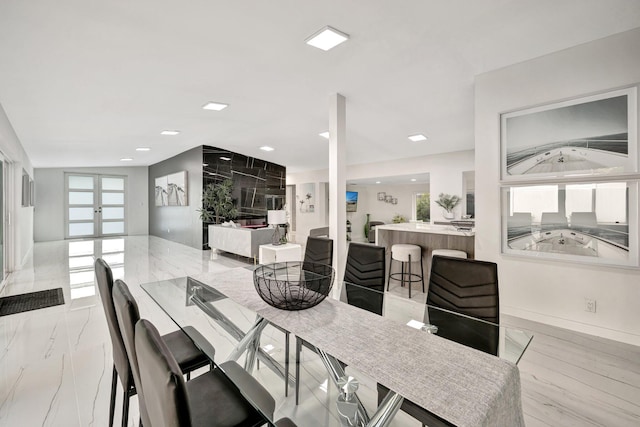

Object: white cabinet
[259,243,302,264]
[208,225,273,259]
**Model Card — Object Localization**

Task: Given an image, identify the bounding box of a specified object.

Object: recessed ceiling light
[136,147,151,152]
[260,146,274,152]
[319,131,330,139]
[408,134,428,142]
[160,130,180,136]
[202,101,229,111]
[305,26,349,51]
[220,156,231,161]
[376,181,381,184]
[411,178,417,182]
[120,158,133,162]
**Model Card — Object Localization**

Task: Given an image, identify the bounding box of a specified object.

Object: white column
[329,93,347,282]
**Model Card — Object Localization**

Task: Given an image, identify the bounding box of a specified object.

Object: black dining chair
[343,242,386,316]
[112,279,215,426]
[378,254,500,427]
[302,236,334,269]
[295,242,385,404]
[95,259,210,427]
[427,255,499,323]
[135,318,275,427]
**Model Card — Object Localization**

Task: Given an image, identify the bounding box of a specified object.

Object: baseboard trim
[502,305,640,346]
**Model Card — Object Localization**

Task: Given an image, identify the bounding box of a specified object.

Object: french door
[65,173,127,239]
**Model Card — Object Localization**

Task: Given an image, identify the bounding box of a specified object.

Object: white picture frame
[501,86,637,182]
[501,181,639,268]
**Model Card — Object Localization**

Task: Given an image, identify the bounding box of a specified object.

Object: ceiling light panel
[408,134,428,142]
[160,130,180,135]
[136,147,150,151]
[319,131,330,139]
[202,102,229,111]
[260,146,274,152]
[305,26,349,51]
[120,158,133,162]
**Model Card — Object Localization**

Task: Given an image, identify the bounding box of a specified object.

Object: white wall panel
[34,167,148,242]
[475,28,640,345]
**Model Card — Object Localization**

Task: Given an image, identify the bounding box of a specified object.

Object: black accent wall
[203,146,286,223]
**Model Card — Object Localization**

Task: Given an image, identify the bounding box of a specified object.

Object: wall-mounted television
[346,191,358,212]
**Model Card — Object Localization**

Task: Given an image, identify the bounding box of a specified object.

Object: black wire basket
[253,261,335,310]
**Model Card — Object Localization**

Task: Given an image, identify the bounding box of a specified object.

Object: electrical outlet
[585,298,596,313]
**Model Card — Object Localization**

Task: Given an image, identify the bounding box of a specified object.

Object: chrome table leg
[316,348,370,427]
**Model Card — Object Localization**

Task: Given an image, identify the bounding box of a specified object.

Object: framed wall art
[155,176,168,207]
[501,181,639,267]
[167,171,188,206]
[501,87,637,181]
[299,182,315,213]
[155,171,188,207]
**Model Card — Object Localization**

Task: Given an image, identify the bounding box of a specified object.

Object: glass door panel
[100,176,126,236]
[65,174,127,238]
[66,174,97,238]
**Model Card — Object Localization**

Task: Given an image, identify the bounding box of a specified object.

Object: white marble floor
[0,236,639,426]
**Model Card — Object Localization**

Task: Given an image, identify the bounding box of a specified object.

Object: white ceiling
[1,1,639,172]
[347,173,430,186]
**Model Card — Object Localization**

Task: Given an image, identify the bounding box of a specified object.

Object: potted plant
[392,214,407,224]
[435,193,461,220]
[197,179,238,224]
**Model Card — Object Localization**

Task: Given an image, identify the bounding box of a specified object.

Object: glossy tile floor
[1,236,639,426]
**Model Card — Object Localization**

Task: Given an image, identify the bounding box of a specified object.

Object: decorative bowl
[253,261,335,310]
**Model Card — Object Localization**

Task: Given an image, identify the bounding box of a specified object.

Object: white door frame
[64,173,127,239]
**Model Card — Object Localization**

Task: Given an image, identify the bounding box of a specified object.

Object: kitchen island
[375,223,475,289]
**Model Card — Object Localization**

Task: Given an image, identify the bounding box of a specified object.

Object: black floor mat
[0,288,65,316]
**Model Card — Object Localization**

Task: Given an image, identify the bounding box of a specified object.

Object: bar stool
[387,244,424,298]
[431,249,467,259]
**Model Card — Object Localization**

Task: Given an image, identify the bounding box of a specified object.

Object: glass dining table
[141,264,532,427]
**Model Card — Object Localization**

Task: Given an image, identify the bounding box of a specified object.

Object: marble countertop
[376,222,475,237]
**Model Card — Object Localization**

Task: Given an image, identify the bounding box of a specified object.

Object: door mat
[0,288,65,316]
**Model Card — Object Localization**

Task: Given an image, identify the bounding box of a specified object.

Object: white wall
[0,104,33,272]
[345,151,474,222]
[475,28,640,345]
[287,150,473,242]
[347,183,430,242]
[34,167,149,242]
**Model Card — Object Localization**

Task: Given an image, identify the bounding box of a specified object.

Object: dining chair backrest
[308,226,329,237]
[112,279,151,426]
[94,258,131,385]
[427,255,499,323]
[344,242,386,315]
[303,236,333,267]
[135,319,192,427]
